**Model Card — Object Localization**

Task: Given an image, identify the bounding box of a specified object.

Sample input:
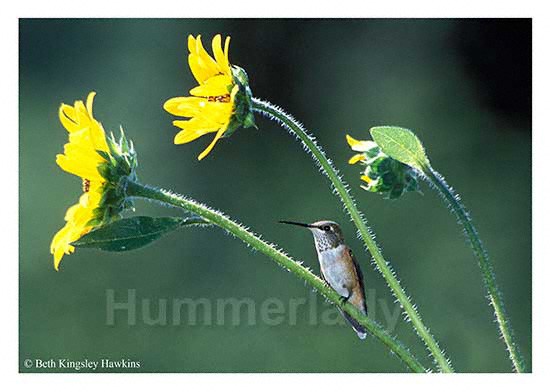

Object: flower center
[207,94,230,103]
[82,178,91,193]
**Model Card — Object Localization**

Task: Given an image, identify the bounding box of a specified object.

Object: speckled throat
[312,231,343,253]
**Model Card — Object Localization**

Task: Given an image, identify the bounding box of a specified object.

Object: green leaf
[72,216,208,252]
[370,126,431,171]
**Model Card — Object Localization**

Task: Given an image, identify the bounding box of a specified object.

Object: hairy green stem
[422,166,525,373]
[126,180,426,373]
[251,98,453,372]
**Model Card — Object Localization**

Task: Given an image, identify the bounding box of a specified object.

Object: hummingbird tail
[339,308,368,340]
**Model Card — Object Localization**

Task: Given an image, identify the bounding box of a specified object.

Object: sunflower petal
[56,154,102,180]
[346,134,374,152]
[173,116,221,130]
[224,36,231,65]
[348,154,366,164]
[361,175,372,184]
[188,54,212,85]
[212,34,230,75]
[164,97,206,117]
[174,128,218,145]
[59,104,81,132]
[195,35,220,78]
[198,127,226,160]
[86,91,96,117]
[188,35,196,53]
[189,74,232,97]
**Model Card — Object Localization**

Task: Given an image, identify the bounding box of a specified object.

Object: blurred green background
[19,19,531,373]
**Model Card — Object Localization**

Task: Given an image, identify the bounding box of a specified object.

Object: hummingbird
[280,220,368,339]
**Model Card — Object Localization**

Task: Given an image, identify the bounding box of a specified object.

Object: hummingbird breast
[319,245,357,299]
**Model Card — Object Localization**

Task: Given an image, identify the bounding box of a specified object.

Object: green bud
[349,138,421,199]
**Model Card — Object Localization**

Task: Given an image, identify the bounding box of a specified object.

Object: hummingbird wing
[348,248,368,314]
[340,248,368,339]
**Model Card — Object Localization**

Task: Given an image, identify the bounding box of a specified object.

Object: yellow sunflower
[51,92,109,270]
[164,34,255,160]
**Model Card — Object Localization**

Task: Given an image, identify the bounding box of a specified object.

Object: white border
[4,0,547,389]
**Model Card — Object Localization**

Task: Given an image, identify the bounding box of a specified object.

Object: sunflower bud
[346,134,420,199]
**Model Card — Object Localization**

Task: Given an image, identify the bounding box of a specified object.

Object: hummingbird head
[279,220,345,252]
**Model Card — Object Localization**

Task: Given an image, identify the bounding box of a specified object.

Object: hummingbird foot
[339,293,352,306]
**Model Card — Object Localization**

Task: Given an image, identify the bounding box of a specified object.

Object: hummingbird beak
[278,220,315,229]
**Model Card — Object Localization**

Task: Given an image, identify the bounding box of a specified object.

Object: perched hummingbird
[280,220,368,339]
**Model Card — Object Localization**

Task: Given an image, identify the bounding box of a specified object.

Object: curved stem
[422,166,525,373]
[126,180,427,373]
[251,98,453,372]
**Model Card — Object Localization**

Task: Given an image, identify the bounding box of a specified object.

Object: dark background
[20,19,531,372]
